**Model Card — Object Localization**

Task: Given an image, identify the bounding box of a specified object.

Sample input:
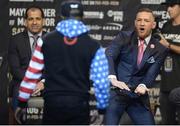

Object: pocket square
[147,56,155,63]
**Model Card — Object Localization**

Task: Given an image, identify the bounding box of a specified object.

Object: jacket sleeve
[142,46,168,87]
[105,32,125,76]
[8,36,26,81]
[90,47,110,109]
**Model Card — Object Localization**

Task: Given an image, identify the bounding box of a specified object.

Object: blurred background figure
[159,0,180,124]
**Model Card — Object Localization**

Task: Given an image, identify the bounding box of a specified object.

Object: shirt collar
[28,31,42,37]
[138,34,152,46]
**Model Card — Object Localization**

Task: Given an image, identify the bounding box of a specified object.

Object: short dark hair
[25,5,45,19]
[137,8,155,20]
[161,0,180,6]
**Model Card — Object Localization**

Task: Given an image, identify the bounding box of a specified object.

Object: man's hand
[14,107,26,124]
[110,78,130,91]
[32,81,44,96]
[159,33,170,48]
[134,84,149,95]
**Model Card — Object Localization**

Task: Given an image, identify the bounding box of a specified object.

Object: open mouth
[139,28,145,32]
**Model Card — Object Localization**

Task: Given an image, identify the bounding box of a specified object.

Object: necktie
[137,39,144,66]
[31,35,39,53]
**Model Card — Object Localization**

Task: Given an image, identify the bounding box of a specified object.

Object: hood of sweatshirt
[56,19,89,38]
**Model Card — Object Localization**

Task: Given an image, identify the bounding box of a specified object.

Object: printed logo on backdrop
[9,7,56,35]
[103,23,123,31]
[35,0,54,2]
[9,0,54,2]
[89,34,117,41]
[141,0,165,4]
[9,0,33,2]
[89,34,102,41]
[81,0,124,47]
[148,87,162,124]
[107,10,123,22]
[84,11,104,19]
[9,8,26,35]
[87,23,123,31]
[163,34,180,43]
[153,10,169,28]
[82,0,120,6]
[87,25,102,31]
[103,35,116,41]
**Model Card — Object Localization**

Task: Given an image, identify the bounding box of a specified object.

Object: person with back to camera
[15,0,110,125]
[158,0,180,124]
[8,6,46,113]
[104,8,168,125]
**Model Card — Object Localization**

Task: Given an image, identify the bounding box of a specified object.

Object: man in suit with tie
[104,8,168,125]
[8,6,46,112]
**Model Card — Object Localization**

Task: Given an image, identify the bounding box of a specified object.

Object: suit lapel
[23,31,46,56]
[131,33,139,66]
[138,37,156,68]
[23,31,32,56]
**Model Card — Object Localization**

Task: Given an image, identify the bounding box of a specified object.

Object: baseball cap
[61,0,83,18]
[161,0,180,6]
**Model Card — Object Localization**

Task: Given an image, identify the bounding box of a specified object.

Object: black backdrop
[0,0,169,124]
[0,0,9,124]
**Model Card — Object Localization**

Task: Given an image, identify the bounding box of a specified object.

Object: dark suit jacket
[106,30,168,108]
[8,31,46,88]
[106,30,168,89]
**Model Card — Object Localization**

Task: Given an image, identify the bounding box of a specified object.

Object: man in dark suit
[104,8,168,125]
[8,6,46,112]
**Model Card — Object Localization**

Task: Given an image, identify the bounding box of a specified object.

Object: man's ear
[152,21,156,29]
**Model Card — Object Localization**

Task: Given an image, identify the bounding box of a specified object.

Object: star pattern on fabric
[56,19,89,38]
[90,47,110,109]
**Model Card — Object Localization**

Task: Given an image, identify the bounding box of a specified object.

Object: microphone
[0,56,3,68]
[153,28,161,41]
[153,15,162,41]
